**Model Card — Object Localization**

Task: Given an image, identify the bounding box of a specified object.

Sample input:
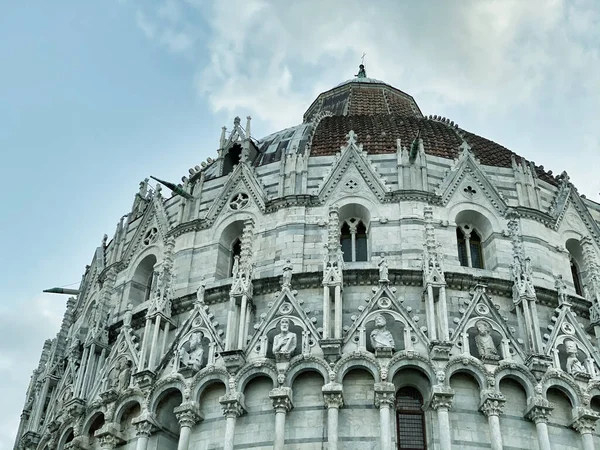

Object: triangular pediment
[246,287,322,361]
[555,190,600,247]
[122,196,170,267]
[317,130,389,203]
[543,305,600,371]
[204,163,267,224]
[436,144,508,215]
[88,326,141,400]
[155,295,226,377]
[343,284,428,354]
[449,285,526,363]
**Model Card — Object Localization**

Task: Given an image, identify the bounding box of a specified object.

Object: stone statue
[232,255,240,278]
[565,339,587,374]
[370,314,395,350]
[179,331,205,372]
[474,320,499,360]
[123,304,133,328]
[555,275,568,305]
[282,259,293,287]
[273,318,297,358]
[118,359,132,391]
[378,253,389,282]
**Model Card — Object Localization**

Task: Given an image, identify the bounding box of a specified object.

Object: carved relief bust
[370,314,395,351]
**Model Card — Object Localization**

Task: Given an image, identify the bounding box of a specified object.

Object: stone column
[174,402,203,450]
[525,399,554,450]
[220,393,245,450]
[132,412,157,450]
[323,382,344,450]
[374,382,396,450]
[571,408,600,450]
[480,392,506,450]
[270,387,293,450]
[431,387,455,450]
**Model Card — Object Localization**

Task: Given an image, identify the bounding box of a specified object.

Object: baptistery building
[15,66,600,450]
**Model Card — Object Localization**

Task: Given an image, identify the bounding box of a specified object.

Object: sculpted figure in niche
[118,359,132,391]
[370,314,395,350]
[565,339,587,374]
[378,253,389,282]
[474,320,500,360]
[282,259,293,288]
[179,331,205,372]
[273,318,297,359]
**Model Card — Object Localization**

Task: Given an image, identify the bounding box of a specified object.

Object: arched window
[566,239,585,297]
[340,218,368,262]
[130,254,157,306]
[570,256,583,296]
[396,387,426,449]
[230,238,242,276]
[456,225,484,269]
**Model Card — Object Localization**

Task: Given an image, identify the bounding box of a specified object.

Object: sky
[0,0,599,446]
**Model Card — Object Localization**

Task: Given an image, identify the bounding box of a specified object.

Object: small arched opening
[130,254,157,306]
[223,143,242,176]
[566,239,584,296]
[339,203,371,263]
[455,210,494,270]
[215,221,245,279]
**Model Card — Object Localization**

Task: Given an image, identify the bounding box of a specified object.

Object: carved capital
[270,387,293,413]
[479,391,506,417]
[174,402,203,428]
[220,392,246,418]
[323,382,344,409]
[430,386,455,411]
[94,423,125,450]
[374,382,396,409]
[525,397,554,424]
[131,412,158,437]
[571,408,600,435]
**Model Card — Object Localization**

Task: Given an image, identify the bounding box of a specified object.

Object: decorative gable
[317,130,389,203]
[449,285,526,363]
[246,286,321,362]
[436,142,508,215]
[343,283,427,355]
[204,163,267,224]
[543,302,600,378]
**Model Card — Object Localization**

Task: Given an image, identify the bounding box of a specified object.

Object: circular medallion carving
[377,297,392,309]
[143,227,158,245]
[561,322,575,335]
[475,303,490,315]
[279,302,293,315]
[229,192,250,210]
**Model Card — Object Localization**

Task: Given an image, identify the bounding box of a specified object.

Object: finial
[355,53,367,78]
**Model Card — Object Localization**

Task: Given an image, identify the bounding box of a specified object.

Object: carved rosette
[174,402,204,428]
[374,382,396,409]
[269,387,293,414]
[571,408,600,435]
[220,392,245,418]
[525,398,554,424]
[479,391,506,417]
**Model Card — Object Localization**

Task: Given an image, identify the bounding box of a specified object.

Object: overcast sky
[1,0,599,446]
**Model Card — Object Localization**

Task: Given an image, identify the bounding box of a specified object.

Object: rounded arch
[445,358,489,390]
[212,212,258,242]
[387,355,436,387]
[449,204,500,237]
[213,216,256,279]
[148,382,185,414]
[113,395,144,424]
[337,200,373,228]
[565,238,585,296]
[334,355,380,383]
[191,370,230,402]
[236,364,278,393]
[542,376,581,408]
[127,245,161,278]
[81,410,105,438]
[494,365,537,399]
[336,200,373,263]
[56,425,75,450]
[285,357,330,387]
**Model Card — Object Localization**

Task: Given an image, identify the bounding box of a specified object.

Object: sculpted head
[374,314,387,328]
[475,320,490,335]
[565,339,578,355]
[280,318,290,332]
